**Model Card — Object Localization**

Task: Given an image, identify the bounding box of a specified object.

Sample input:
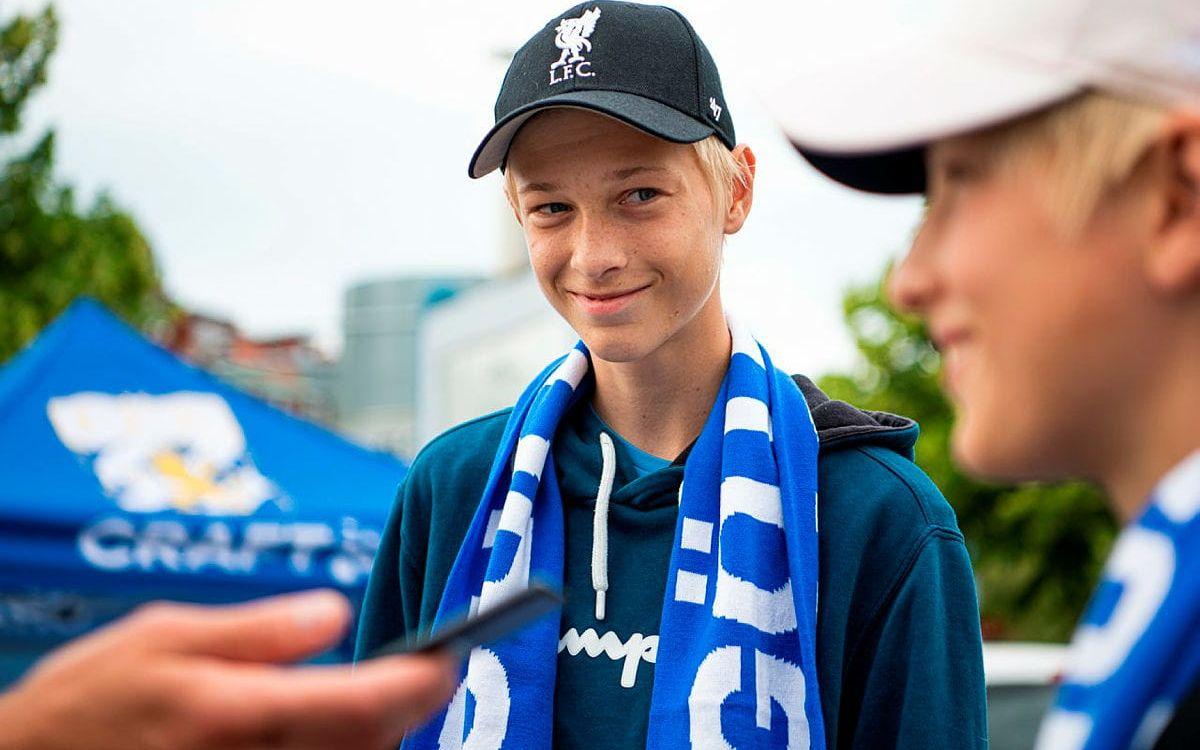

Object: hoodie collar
[553,393,685,510]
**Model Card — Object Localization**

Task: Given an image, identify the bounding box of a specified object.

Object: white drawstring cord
[593,432,616,621]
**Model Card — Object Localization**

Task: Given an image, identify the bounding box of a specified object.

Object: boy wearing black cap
[357,3,986,748]
[773,0,1200,747]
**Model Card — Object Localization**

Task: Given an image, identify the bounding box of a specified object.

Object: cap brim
[765,36,1085,194]
[468,90,717,179]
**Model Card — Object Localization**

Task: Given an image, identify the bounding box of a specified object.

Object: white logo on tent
[47,392,281,516]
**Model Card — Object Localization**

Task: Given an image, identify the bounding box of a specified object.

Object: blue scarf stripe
[407,320,825,750]
[1038,450,1200,750]
[507,470,540,504]
[722,432,780,487]
[727,367,769,402]
[525,385,572,435]
[763,343,818,441]
[1163,608,1200,699]
[483,530,524,583]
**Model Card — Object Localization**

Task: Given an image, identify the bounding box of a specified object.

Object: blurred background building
[165,312,337,424]
[335,275,483,456]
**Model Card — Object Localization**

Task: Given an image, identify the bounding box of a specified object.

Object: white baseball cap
[767,0,1200,194]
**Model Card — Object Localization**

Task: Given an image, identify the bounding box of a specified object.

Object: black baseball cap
[468,1,735,179]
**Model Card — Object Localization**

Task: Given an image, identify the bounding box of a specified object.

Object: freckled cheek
[526,248,573,319]
[527,236,567,282]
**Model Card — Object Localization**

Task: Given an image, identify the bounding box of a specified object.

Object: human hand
[0,590,458,750]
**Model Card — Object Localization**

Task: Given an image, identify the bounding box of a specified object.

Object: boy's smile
[567,284,651,319]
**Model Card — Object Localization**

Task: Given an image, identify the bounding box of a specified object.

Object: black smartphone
[368,584,563,659]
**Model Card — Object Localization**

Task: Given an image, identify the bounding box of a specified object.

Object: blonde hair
[691,134,750,214]
[958,91,1167,233]
[502,133,749,215]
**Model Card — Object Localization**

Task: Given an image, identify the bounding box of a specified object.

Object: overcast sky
[19,0,923,377]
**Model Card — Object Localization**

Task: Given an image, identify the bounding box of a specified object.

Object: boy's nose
[887,228,940,315]
[570,217,627,281]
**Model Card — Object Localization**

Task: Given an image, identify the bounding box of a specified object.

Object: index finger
[198,652,460,748]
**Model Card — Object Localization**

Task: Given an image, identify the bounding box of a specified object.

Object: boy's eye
[936,157,986,186]
[625,188,659,204]
[927,156,987,206]
[536,202,570,215]
[943,161,979,182]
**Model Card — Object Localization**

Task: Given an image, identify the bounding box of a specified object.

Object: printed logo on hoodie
[559,627,658,688]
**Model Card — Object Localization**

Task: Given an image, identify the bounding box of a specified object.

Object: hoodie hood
[791,374,919,458]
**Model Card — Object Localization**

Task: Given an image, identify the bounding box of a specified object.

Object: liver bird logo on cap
[551,7,601,70]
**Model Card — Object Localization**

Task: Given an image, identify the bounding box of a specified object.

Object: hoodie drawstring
[593,432,616,621]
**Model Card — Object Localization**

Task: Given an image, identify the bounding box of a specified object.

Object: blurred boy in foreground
[773,0,1200,747]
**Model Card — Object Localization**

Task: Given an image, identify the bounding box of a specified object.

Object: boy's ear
[724,144,756,235]
[1150,114,1200,296]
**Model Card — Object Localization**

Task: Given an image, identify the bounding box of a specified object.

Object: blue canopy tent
[0,299,406,684]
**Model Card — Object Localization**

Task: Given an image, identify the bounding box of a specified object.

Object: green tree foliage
[818,269,1117,642]
[0,5,168,364]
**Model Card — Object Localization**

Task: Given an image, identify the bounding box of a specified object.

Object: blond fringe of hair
[962,91,1167,233]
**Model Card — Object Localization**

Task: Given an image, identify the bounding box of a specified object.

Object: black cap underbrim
[795,144,928,195]
[469,89,721,179]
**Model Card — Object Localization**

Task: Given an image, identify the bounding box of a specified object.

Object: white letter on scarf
[1067,527,1174,685]
[438,648,511,750]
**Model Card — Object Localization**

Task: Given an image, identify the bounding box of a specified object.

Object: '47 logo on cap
[550,7,601,85]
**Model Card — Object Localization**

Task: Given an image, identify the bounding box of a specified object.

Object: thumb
[161,589,351,663]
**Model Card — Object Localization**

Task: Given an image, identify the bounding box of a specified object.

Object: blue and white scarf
[1038,449,1200,750]
[404,320,826,750]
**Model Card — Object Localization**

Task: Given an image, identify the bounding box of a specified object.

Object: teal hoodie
[356,375,987,749]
